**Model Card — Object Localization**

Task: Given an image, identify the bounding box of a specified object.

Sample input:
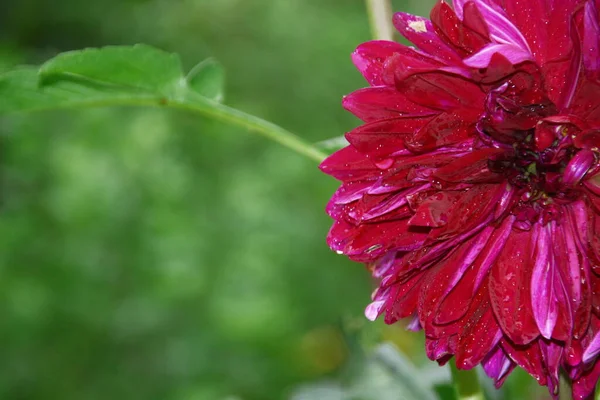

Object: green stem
[178,92,328,163]
[15,93,328,164]
[596,380,600,400]
[559,371,572,400]
[365,0,394,41]
[450,362,485,400]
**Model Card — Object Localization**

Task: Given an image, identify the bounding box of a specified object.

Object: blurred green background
[0,1,550,399]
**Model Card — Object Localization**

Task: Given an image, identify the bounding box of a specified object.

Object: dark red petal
[409,191,458,228]
[395,71,486,113]
[382,272,426,324]
[461,2,490,39]
[543,0,582,108]
[342,87,437,122]
[418,233,491,334]
[393,12,463,65]
[435,217,515,325]
[426,184,503,242]
[351,41,405,86]
[572,357,600,400]
[504,0,550,63]
[560,212,592,339]
[319,146,377,181]
[456,280,501,369]
[501,339,548,386]
[430,1,489,56]
[329,217,428,262]
[583,0,600,81]
[592,271,600,316]
[576,129,600,150]
[425,335,457,362]
[587,203,600,268]
[433,148,504,184]
[404,112,473,153]
[345,117,434,159]
[348,191,416,222]
[352,41,444,86]
[490,229,540,345]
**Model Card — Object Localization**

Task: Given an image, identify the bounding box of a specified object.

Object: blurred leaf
[0,45,326,162]
[187,58,225,102]
[0,67,160,112]
[368,343,441,400]
[39,44,183,96]
[289,382,345,400]
[0,45,213,113]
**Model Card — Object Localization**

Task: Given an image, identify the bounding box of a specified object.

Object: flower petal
[490,229,540,344]
[501,340,547,386]
[531,223,559,339]
[393,12,463,65]
[456,280,502,369]
[343,87,437,122]
[482,345,515,388]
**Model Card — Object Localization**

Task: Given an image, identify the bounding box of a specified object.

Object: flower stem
[180,92,328,163]
[14,91,329,164]
[449,362,485,400]
[559,370,572,400]
[365,0,394,41]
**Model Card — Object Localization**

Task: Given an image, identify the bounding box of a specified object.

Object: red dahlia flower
[320,0,600,398]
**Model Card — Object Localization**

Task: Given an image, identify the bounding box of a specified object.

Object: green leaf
[187,58,225,102]
[0,44,327,163]
[39,44,184,97]
[0,67,163,113]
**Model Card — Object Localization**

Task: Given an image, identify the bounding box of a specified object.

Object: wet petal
[343,87,437,122]
[393,12,463,65]
[490,229,540,344]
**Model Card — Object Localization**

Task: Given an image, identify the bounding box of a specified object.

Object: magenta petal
[563,150,595,187]
[482,345,514,386]
[531,223,558,339]
[365,299,385,321]
[467,0,530,51]
[464,43,532,68]
[540,340,563,398]
[583,331,600,363]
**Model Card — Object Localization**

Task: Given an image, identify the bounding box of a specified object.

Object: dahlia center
[477,91,600,227]
[487,122,577,199]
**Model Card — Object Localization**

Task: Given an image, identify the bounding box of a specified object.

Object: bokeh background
[0,1,550,399]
